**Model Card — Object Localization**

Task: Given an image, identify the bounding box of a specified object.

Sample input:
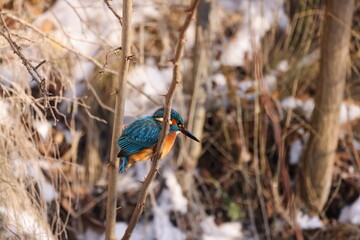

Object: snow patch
[282,97,360,123]
[289,138,303,165]
[220,0,288,66]
[340,102,360,124]
[126,65,171,116]
[201,216,243,240]
[0,99,11,125]
[100,221,154,240]
[296,211,323,229]
[42,180,59,203]
[117,173,141,193]
[339,196,360,224]
[163,169,188,213]
[281,96,302,110]
[277,60,289,72]
[154,190,186,240]
[34,120,52,140]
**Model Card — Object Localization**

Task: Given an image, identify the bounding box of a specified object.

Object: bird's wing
[117,117,161,156]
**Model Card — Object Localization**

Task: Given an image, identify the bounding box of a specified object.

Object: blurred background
[0,0,359,239]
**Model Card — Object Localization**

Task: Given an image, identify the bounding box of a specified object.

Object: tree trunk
[296,0,354,213]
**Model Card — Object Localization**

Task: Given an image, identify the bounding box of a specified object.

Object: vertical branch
[186,0,211,168]
[105,1,133,240]
[121,1,201,239]
[297,0,354,213]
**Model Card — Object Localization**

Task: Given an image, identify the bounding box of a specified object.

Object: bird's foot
[108,161,116,169]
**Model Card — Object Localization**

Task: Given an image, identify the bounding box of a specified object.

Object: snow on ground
[289,138,303,165]
[41,180,59,203]
[282,97,360,124]
[339,196,360,224]
[163,168,188,213]
[220,0,288,66]
[153,189,186,240]
[200,216,243,240]
[117,171,142,193]
[126,65,171,116]
[99,221,154,240]
[296,211,323,230]
[0,206,52,240]
[33,120,52,140]
[235,72,278,100]
[0,99,10,125]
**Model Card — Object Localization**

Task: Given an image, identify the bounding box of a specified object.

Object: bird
[117,107,200,173]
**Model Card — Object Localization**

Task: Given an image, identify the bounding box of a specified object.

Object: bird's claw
[108,161,116,169]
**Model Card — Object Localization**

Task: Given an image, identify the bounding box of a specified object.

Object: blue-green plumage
[116,108,199,172]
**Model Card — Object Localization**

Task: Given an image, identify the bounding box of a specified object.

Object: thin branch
[0,15,57,123]
[104,0,133,239]
[121,1,201,239]
[104,0,123,25]
[0,11,158,105]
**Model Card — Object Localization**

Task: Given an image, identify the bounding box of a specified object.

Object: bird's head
[153,108,200,142]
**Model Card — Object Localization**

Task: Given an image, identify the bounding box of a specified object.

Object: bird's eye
[178,124,183,129]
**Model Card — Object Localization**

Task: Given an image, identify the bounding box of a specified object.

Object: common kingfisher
[117,108,200,172]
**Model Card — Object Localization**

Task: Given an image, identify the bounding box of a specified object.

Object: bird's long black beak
[180,128,200,142]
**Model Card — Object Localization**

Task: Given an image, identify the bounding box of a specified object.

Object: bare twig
[104,0,123,25]
[121,1,201,239]
[0,11,158,105]
[104,0,133,239]
[0,15,56,123]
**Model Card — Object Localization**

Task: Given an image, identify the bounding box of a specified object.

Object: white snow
[281,96,302,110]
[296,211,323,229]
[42,180,59,203]
[281,97,360,124]
[0,206,52,240]
[34,120,52,140]
[277,60,289,72]
[154,190,186,240]
[301,99,315,120]
[220,0,288,66]
[0,99,11,125]
[235,72,278,100]
[117,173,141,193]
[200,216,243,240]
[289,138,303,165]
[163,169,188,213]
[101,221,154,240]
[126,65,171,115]
[339,196,360,224]
[339,102,360,124]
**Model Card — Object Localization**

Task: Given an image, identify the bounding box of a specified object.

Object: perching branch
[121,0,201,239]
[104,0,133,240]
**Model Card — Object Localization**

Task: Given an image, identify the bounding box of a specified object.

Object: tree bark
[296,0,354,213]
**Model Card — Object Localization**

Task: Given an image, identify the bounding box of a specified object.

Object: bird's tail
[119,157,128,173]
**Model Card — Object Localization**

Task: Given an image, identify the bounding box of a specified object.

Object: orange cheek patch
[171,119,177,125]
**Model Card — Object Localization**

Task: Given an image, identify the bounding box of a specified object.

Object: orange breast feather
[161,131,177,159]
